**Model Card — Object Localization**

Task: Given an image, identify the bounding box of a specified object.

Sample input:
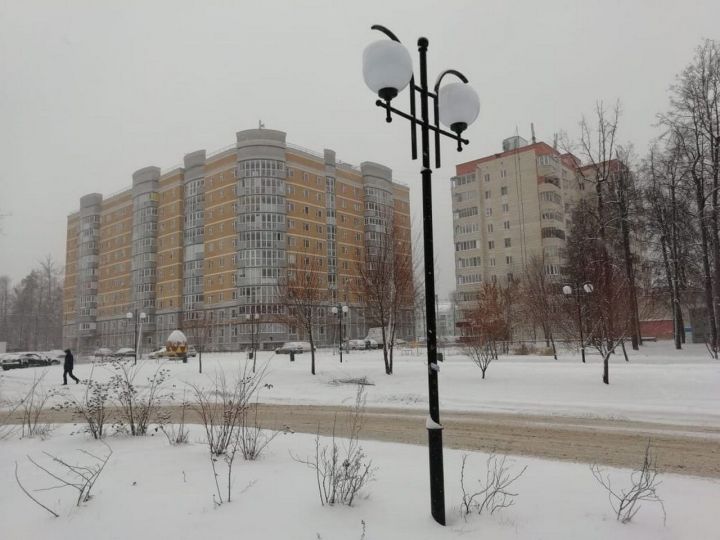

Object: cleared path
[7,403,719,478]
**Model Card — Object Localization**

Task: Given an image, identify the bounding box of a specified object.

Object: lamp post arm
[370,24,401,42]
[374,101,469,145]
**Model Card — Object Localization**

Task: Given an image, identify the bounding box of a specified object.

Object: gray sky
[1,0,718,298]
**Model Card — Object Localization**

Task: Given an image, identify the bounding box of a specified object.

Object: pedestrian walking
[63,348,79,385]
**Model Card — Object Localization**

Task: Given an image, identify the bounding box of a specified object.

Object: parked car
[148,347,167,359]
[365,339,379,350]
[0,352,54,370]
[113,347,136,358]
[44,350,66,364]
[187,345,197,357]
[1,353,26,370]
[346,339,367,351]
[93,348,114,361]
[275,341,313,354]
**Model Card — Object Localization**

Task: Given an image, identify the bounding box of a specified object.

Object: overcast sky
[1,0,718,298]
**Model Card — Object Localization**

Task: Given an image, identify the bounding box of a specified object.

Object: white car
[148,347,167,359]
[346,339,367,350]
[275,341,314,354]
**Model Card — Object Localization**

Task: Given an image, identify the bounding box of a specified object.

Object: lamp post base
[427,426,446,525]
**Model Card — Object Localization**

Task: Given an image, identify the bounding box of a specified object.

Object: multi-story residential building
[63,128,412,353]
[451,135,586,305]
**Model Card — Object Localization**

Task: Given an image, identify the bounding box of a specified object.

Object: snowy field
[2,343,719,539]
[1,425,718,540]
[2,342,719,427]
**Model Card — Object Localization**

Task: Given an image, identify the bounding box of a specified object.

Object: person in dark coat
[63,349,79,385]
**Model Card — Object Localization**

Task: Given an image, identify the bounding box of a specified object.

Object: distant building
[63,128,412,353]
[451,136,586,305]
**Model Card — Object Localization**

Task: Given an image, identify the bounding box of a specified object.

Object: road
[8,403,720,478]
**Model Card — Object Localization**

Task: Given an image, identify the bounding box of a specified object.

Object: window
[502,203,509,213]
[489,257,496,267]
[485,207,493,217]
[504,238,511,247]
[506,256,513,265]
[484,190,491,199]
[488,240,495,249]
[500,170,507,178]
[503,220,510,230]
[487,223,493,233]
[501,186,508,195]
[484,173,490,182]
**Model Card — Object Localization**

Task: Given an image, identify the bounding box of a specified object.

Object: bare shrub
[240,398,279,461]
[460,453,527,518]
[590,441,666,524]
[56,365,111,439]
[191,363,266,505]
[159,390,190,446]
[18,371,56,438]
[0,377,23,440]
[294,385,376,506]
[15,441,112,517]
[109,360,171,436]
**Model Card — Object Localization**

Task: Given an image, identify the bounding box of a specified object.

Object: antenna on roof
[531,123,536,144]
[258,120,265,129]
[553,133,558,150]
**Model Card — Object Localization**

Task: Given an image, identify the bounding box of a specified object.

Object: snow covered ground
[2,343,718,538]
[2,342,719,426]
[1,425,718,540]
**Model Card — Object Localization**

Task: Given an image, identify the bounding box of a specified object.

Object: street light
[331,304,349,363]
[126,310,147,365]
[246,312,260,372]
[562,282,593,363]
[363,24,480,527]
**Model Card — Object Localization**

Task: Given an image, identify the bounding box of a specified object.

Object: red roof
[455,142,558,175]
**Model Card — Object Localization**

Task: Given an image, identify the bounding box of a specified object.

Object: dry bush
[460,453,527,518]
[18,371,56,439]
[191,362,266,505]
[590,441,666,524]
[240,397,280,460]
[109,360,171,436]
[159,390,189,446]
[295,385,376,506]
[15,441,113,517]
[55,365,111,439]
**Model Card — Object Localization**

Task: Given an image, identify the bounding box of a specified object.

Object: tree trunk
[603,351,610,385]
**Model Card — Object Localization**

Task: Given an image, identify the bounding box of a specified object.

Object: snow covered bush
[18,370,56,438]
[295,385,376,506]
[109,360,171,436]
[56,365,111,439]
[191,363,266,504]
[459,453,527,518]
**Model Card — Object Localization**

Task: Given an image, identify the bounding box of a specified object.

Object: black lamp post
[126,309,147,365]
[362,24,480,526]
[331,304,348,362]
[562,282,593,363]
[246,312,259,372]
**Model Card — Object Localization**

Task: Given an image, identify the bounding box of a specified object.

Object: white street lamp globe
[562,285,572,296]
[583,283,594,294]
[126,312,133,319]
[438,82,480,135]
[331,306,338,315]
[140,312,147,320]
[362,39,413,101]
[342,305,349,314]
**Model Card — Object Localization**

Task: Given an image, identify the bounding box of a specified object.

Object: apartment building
[451,136,586,304]
[63,128,412,353]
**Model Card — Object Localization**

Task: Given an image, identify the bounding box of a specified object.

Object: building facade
[451,136,586,306]
[63,128,412,353]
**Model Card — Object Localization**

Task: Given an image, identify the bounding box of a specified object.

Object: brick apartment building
[63,128,412,353]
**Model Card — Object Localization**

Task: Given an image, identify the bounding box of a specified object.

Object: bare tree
[183,309,213,373]
[519,256,559,359]
[660,40,720,356]
[459,283,510,379]
[356,218,415,374]
[278,249,327,375]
